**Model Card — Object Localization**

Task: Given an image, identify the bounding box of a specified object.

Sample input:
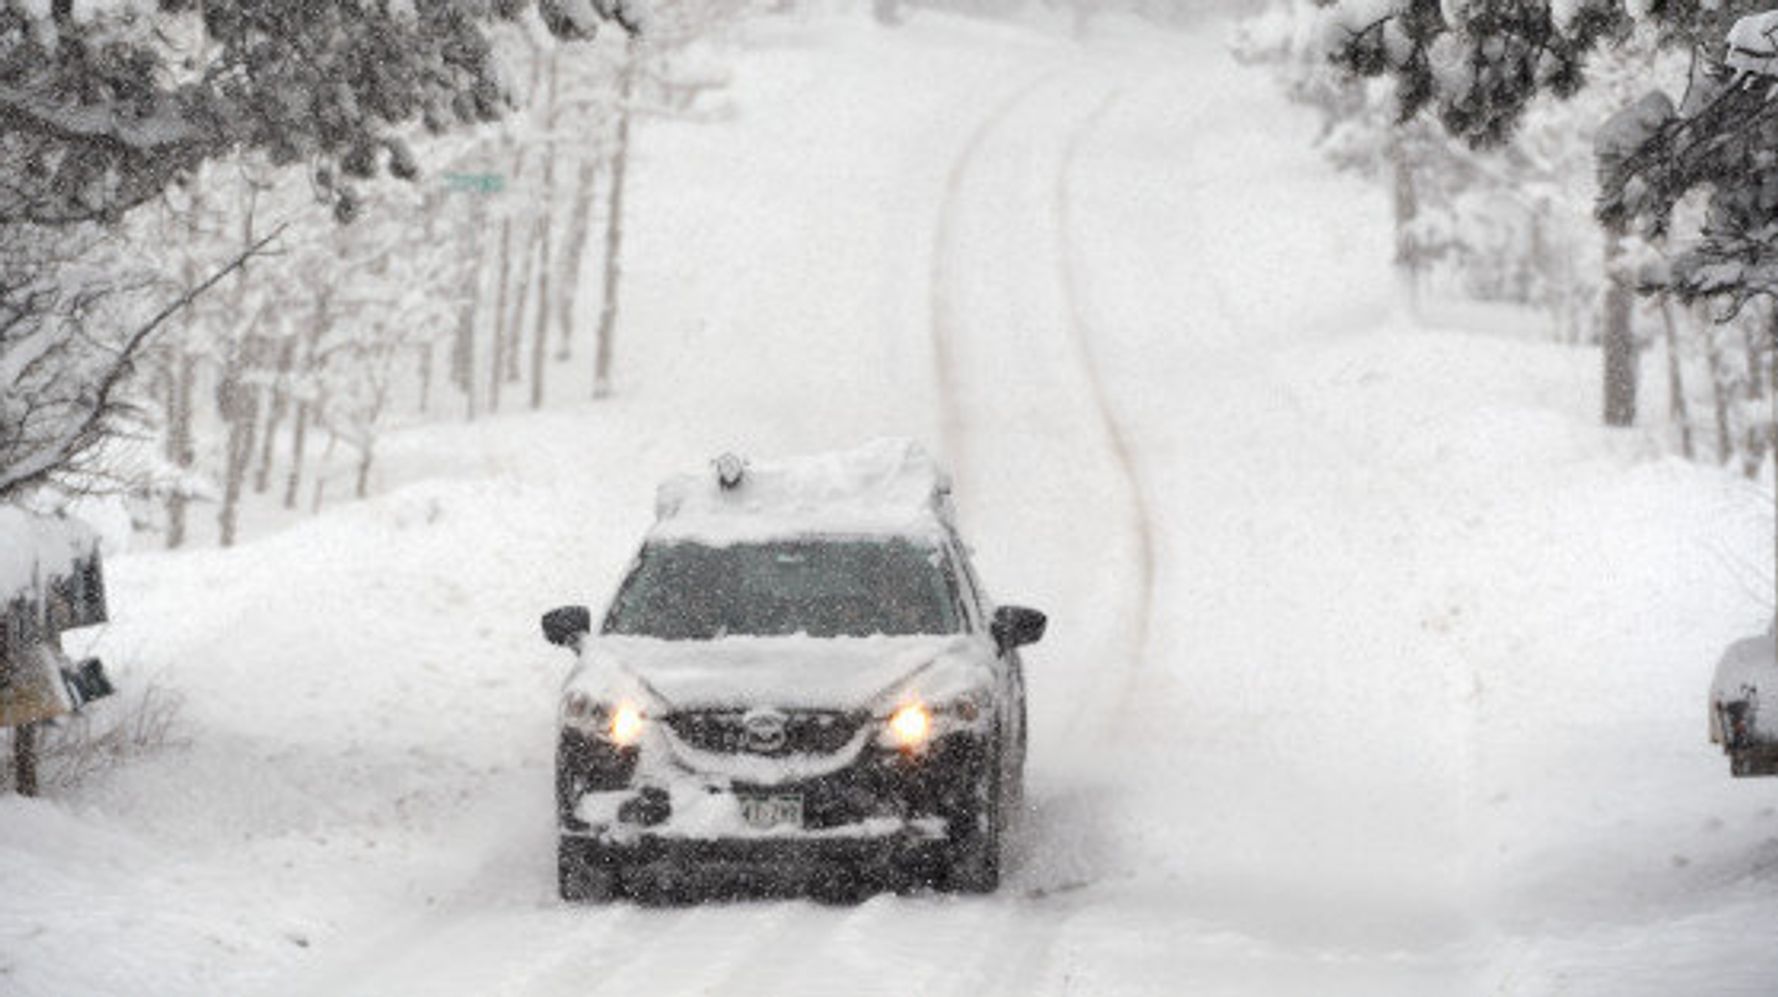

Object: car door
[947,537,1026,779]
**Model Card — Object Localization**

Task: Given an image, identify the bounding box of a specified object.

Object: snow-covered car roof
[649,439,956,545]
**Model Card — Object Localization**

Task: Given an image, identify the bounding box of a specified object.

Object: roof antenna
[713,453,747,491]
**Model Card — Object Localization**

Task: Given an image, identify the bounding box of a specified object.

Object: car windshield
[603,538,961,640]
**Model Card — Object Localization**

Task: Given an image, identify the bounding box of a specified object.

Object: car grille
[665,709,867,756]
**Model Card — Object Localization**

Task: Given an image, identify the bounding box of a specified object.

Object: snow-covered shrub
[0,682,184,794]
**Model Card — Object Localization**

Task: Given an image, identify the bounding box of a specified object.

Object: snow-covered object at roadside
[0,506,100,607]
[1710,623,1778,742]
[651,438,955,544]
[1726,11,1778,80]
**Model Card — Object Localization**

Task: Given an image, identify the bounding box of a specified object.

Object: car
[541,439,1046,901]
[1708,616,1778,777]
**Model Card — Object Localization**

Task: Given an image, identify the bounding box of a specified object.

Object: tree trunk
[354,445,374,500]
[1387,132,1421,319]
[557,154,600,362]
[508,221,534,385]
[416,340,434,415]
[1743,310,1770,480]
[11,722,37,797]
[284,399,309,510]
[254,335,297,494]
[311,422,335,515]
[1659,296,1693,460]
[1704,317,1733,464]
[164,346,197,549]
[218,197,262,547]
[217,387,260,548]
[1601,233,1638,427]
[164,206,205,550]
[501,55,544,391]
[490,216,514,413]
[451,198,485,422]
[595,40,639,400]
[284,290,328,511]
[531,56,561,411]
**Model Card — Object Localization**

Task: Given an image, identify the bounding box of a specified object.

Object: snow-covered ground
[4,7,1774,996]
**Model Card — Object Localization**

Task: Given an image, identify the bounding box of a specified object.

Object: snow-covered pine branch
[0,0,642,229]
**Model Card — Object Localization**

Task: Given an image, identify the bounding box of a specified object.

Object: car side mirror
[991,605,1047,652]
[541,605,592,649]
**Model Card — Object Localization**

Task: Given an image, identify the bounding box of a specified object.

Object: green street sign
[443,172,505,194]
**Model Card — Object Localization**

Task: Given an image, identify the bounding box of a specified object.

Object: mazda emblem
[741,710,789,753]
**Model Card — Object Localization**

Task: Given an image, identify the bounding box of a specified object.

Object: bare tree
[0,223,283,505]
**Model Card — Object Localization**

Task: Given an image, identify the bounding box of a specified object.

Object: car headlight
[880,692,990,751]
[562,692,647,746]
[888,702,932,748]
[608,702,645,746]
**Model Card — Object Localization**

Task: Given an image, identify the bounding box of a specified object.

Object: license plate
[738,794,803,830]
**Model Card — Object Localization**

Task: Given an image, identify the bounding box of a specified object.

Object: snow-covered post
[443,168,504,422]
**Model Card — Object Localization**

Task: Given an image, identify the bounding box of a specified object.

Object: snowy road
[275,27,1476,997]
[284,50,1198,997]
[8,11,1774,997]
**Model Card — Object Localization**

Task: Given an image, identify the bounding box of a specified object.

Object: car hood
[567,632,992,713]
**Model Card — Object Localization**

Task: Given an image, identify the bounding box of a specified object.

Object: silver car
[1708,617,1778,777]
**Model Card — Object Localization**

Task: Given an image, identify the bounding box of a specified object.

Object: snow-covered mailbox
[1,507,113,794]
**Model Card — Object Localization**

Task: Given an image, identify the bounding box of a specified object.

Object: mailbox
[0,511,111,729]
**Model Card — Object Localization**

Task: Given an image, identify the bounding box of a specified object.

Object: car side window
[946,538,991,634]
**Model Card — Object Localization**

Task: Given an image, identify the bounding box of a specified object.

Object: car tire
[558,836,622,903]
[944,737,1003,894]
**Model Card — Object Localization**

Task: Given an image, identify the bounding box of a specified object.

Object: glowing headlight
[562,693,646,746]
[608,702,645,746]
[888,702,932,748]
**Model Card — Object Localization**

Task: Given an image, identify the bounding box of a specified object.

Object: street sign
[443,172,505,194]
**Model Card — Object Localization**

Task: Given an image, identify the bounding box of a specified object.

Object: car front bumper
[558,730,988,869]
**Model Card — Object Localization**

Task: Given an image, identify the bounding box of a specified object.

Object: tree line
[1237,0,1777,482]
[1,0,738,547]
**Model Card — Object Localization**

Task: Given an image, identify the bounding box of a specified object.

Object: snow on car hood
[566,632,992,713]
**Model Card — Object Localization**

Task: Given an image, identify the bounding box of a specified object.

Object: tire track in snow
[1051,88,1158,701]
[931,74,1157,700]
[929,70,1064,476]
